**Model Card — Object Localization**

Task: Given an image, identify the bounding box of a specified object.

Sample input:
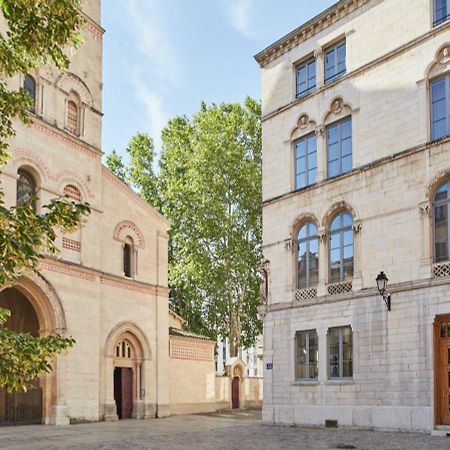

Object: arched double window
[16,168,36,212]
[433,181,450,262]
[329,212,353,283]
[296,222,319,289]
[23,75,36,113]
[123,237,135,278]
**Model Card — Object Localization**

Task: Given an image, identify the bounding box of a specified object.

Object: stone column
[317,228,327,296]
[418,202,432,279]
[352,221,363,291]
[103,356,118,421]
[315,127,327,183]
[49,354,70,425]
[314,48,324,89]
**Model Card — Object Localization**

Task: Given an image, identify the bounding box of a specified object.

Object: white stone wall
[259,0,450,433]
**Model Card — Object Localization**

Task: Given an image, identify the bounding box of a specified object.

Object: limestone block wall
[263,282,450,431]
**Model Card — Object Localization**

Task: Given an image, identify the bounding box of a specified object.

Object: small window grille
[63,184,82,201]
[115,339,133,358]
[67,100,79,135]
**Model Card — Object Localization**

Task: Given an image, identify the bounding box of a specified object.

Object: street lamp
[375,271,391,311]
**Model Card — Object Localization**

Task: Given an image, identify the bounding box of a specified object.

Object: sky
[101,0,336,161]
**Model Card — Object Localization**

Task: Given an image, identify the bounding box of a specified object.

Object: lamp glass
[376,271,388,294]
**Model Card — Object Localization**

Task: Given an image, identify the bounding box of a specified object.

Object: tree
[105,133,160,208]
[0,0,90,392]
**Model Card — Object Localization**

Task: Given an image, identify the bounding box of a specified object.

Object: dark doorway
[114,367,133,419]
[231,376,240,409]
[0,288,43,426]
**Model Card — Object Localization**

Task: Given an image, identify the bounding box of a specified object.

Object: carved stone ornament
[419,202,431,217]
[299,114,309,129]
[438,46,450,65]
[352,220,362,234]
[331,98,344,114]
[316,126,325,137]
[317,230,327,243]
[285,238,294,252]
[258,258,270,306]
[313,48,323,59]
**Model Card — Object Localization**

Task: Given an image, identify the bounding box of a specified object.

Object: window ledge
[325,379,354,385]
[292,380,320,386]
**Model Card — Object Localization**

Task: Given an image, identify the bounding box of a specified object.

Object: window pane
[342,213,353,227]
[296,156,306,174]
[329,329,340,378]
[296,139,306,158]
[296,332,307,379]
[298,224,307,240]
[341,137,352,156]
[327,124,338,144]
[341,155,352,173]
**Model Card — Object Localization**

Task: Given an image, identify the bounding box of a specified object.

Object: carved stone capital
[285,238,294,252]
[352,220,362,234]
[315,126,325,137]
[317,229,327,243]
[314,48,323,59]
[419,202,431,217]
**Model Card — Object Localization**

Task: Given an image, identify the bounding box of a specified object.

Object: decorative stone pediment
[291,113,317,140]
[426,44,450,80]
[322,97,353,125]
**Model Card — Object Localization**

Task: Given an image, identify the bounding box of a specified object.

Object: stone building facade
[0,0,171,424]
[256,0,450,433]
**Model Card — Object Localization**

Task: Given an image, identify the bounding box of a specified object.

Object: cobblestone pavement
[0,410,449,450]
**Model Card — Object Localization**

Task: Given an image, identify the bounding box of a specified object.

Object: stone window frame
[327,325,353,380]
[296,221,319,290]
[294,131,317,190]
[23,74,37,114]
[433,0,450,27]
[65,90,82,137]
[324,39,346,85]
[326,116,352,179]
[295,54,316,99]
[123,236,137,279]
[295,329,319,381]
[432,179,450,263]
[16,166,39,213]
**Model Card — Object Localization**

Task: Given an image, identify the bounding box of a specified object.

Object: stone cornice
[80,10,105,40]
[254,0,369,68]
[265,275,450,315]
[261,19,450,122]
[39,258,169,297]
[263,135,450,208]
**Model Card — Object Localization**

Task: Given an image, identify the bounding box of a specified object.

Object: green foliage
[110,98,262,356]
[0,0,86,393]
[0,308,74,393]
[106,133,160,208]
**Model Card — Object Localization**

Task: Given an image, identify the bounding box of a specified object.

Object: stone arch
[113,221,145,248]
[322,96,354,125]
[290,113,317,141]
[427,168,450,200]
[290,212,320,239]
[322,200,358,229]
[0,274,68,424]
[425,43,450,81]
[10,150,50,184]
[55,72,94,107]
[105,321,151,360]
[53,169,93,199]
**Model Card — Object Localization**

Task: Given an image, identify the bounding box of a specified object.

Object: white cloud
[227,0,256,38]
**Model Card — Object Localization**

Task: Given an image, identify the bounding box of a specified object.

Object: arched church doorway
[113,337,138,419]
[0,287,43,425]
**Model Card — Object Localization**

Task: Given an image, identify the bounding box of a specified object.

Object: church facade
[0,0,171,424]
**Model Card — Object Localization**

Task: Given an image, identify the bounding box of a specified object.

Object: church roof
[169,326,213,341]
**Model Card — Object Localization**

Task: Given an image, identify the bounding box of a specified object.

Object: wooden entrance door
[436,317,450,425]
[231,377,240,409]
[114,368,133,419]
[0,382,42,426]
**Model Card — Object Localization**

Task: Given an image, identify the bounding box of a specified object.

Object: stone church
[0,0,263,426]
[0,0,172,425]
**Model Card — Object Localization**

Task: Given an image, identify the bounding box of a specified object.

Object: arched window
[23,75,36,112]
[296,222,318,289]
[63,184,82,202]
[329,212,353,283]
[16,169,36,211]
[66,100,79,135]
[123,238,134,278]
[115,339,133,359]
[434,181,450,262]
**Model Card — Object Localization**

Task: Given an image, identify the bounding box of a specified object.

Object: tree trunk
[229,312,241,357]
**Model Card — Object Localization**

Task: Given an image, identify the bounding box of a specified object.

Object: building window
[23,75,36,113]
[434,0,450,27]
[295,132,317,189]
[296,330,318,380]
[430,75,450,141]
[325,40,346,84]
[123,238,135,278]
[16,169,36,212]
[328,326,352,379]
[66,100,79,135]
[116,339,133,358]
[329,212,353,283]
[296,57,316,98]
[434,181,450,262]
[296,222,319,289]
[63,184,82,202]
[327,117,352,178]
